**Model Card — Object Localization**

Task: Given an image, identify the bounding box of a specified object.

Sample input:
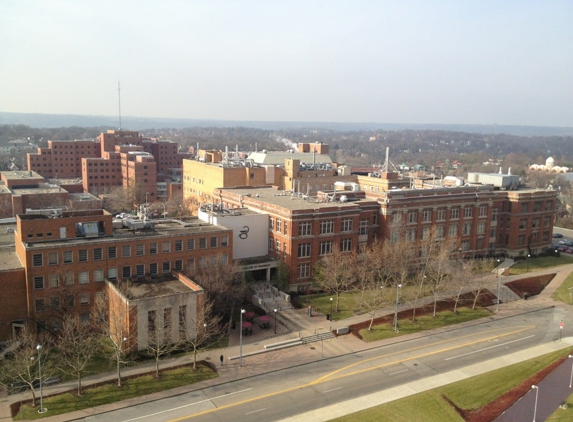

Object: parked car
[553,233,564,238]
[559,240,568,245]
[565,248,573,254]
[565,241,573,246]
[558,246,568,252]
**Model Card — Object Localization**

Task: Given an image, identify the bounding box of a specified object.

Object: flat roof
[1,170,43,181]
[247,151,332,166]
[111,275,197,300]
[220,186,374,212]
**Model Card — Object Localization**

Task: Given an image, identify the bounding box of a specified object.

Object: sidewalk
[2,263,573,422]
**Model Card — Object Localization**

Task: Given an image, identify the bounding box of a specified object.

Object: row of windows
[32,255,229,290]
[31,237,229,266]
[296,239,353,258]
[296,218,372,237]
[35,291,100,312]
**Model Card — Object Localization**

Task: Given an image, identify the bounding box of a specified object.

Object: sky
[1,0,572,127]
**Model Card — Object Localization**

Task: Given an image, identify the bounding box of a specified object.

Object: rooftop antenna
[117,81,122,130]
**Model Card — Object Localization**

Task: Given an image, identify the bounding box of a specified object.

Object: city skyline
[1,1,572,127]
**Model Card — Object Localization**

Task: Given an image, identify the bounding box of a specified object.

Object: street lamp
[239,309,245,367]
[274,308,277,334]
[554,249,558,266]
[531,385,539,422]
[497,259,502,313]
[36,344,46,414]
[569,355,573,388]
[526,254,531,272]
[393,284,402,333]
[329,297,333,321]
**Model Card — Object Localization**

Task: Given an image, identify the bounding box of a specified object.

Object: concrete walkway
[2,263,573,422]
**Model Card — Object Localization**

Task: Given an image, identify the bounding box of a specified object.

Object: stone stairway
[301,331,336,345]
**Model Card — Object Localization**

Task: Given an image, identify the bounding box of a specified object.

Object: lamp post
[497,259,502,313]
[568,355,573,388]
[239,309,245,367]
[531,385,539,422]
[329,297,333,321]
[36,344,46,414]
[554,249,558,266]
[393,284,402,333]
[274,308,277,334]
[526,254,531,272]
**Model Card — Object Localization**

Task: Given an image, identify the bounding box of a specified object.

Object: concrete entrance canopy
[234,255,280,281]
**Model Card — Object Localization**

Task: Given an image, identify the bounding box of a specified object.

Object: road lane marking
[444,335,535,361]
[324,387,342,393]
[168,325,535,421]
[389,369,408,376]
[245,408,266,415]
[120,388,253,421]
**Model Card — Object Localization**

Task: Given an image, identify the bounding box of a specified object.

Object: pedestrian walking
[220,354,224,366]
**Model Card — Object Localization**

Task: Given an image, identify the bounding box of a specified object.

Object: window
[492,208,498,221]
[34,276,44,290]
[122,266,131,278]
[359,219,368,235]
[299,222,311,236]
[422,209,432,222]
[269,238,274,250]
[490,227,497,238]
[199,238,207,249]
[284,222,288,235]
[269,217,274,230]
[108,246,117,259]
[64,272,74,285]
[407,211,417,224]
[437,208,446,221]
[78,249,88,262]
[340,238,352,252]
[546,201,553,211]
[163,261,171,273]
[542,231,550,241]
[479,204,488,217]
[544,216,551,227]
[63,251,73,263]
[81,314,90,324]
[49,275,59,288]
[136,264,145,276]
[422,226,431,240]
[450,207,460,219]
[319,241,332,255]
[33,254,43,267]
[449,223,458,237]
[341,218,353,232]
[94,269,103,282]
[436,225,445,239]
[136,244,145,256]
[462,223,472,235]
[79,271,89,284]
[464,207,473,218]
[298,263,311,279]
[320,220,334,234]
[405,228,416,242]
[162,241,170,253]
[48,252,58,265]
[518,234,525,245]
[276,240,281,253]
[393,213,402,223]
[221,236,229,247]
[175,240,183,251]
[298,243,311,258]
[521,203,529,213]
[35,298,45,312]
[150,263,158,275]
[93,248,103,261]
[276,219,281,232]
[122,245,131,257]
[80,294,89,306]
[187,239,196,250]
[519,219,527,230]
[477,221,486,234]
[175,260,183,271]
[108,268,118,280]
[532,218,540,228]
[50,296,60,310]
[187,258,195,270]
[210,237,218,248]
[149,243,158,254]
[461,240,470,252]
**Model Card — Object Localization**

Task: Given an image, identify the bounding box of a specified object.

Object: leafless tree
[57,314,100,395]
[0,328,54,407]
[313,246,355,313]
[181,298,225,370]
[425,238,457,317]
[146,304,181,378]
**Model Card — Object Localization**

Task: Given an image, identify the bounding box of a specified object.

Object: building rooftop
[111,274,200,300]
[247,151,332,166]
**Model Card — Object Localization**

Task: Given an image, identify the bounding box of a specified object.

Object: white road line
[246,408,267,415]
[444,335,535,361]
[120,388,253,422]
[389,369,408,376]
[324,387,342,393]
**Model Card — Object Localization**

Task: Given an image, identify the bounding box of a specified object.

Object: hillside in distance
[1,111,572,137]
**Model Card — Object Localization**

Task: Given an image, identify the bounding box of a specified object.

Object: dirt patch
[505,274,555,298]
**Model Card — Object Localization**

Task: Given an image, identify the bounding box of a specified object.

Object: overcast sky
[1,1,572,126]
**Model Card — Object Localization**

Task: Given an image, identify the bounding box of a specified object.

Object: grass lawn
[302,293,360,321]
[507,254,573,275]
[547,392,573,420]
[329,349,568,422]
[15,364,217,420]
[359,307,491,342]
[551,271,573,305]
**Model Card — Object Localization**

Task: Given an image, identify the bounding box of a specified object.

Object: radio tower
[117,81,122,130]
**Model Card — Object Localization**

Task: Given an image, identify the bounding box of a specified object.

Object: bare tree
[146,305,181,378]
[186,255,238,308]
[426,239,457,317]
[57,314,100,395]
[181,298,225,370]
[0,328,54,407]
[313,246,355,313]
